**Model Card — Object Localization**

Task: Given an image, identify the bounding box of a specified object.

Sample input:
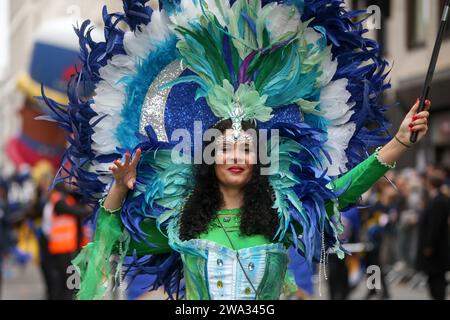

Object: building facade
[350,0,450,170]
[1,0,449,174]
[0,0,123,175]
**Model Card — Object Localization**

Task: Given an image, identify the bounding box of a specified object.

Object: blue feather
[124,252,184,300]
[122,0,153,31]
[301,0,392,171]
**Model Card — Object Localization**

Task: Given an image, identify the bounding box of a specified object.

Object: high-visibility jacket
[47,191,78,254]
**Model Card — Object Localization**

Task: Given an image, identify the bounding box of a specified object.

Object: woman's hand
[396,99,431,146]
[109,148,142,190]
[377,99,431,166]
[103,148,142,212]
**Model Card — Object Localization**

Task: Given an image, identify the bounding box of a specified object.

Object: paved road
[1,261,447,300]
[310,276,437,300]
[1,261,44,300]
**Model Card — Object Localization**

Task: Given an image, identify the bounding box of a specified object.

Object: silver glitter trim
[140,60,185,141]
[230,101,245,141]
[214,133,254,146]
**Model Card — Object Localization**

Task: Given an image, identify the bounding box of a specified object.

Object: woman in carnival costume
[41,0,431,300]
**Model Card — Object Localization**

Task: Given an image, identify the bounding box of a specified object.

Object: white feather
[265,4,300,39]
[298,24,339,87]
[168,0,229,28]
[319,78,357,176]
[320,79,355,125]
[304,26,322,44]
[98,56,135,87]
[124,10,173,59]
[205,0,230,25]
[323,123,356,176]
[317,54,338,87]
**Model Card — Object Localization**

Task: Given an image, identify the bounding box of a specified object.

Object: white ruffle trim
[374,146,397,169]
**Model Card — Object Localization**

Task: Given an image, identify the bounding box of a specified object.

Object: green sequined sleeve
[326,146,396,214]
[71,204,172,299]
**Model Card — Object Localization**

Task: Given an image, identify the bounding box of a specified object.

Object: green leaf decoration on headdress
[206,80,273,122]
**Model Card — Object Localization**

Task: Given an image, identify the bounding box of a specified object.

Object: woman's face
[214,129,256,189]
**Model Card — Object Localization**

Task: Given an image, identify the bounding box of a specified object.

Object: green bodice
[198,208,274,249]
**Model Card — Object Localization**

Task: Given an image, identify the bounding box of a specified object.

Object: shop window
[440,0,450,38]
[407,0,429,49]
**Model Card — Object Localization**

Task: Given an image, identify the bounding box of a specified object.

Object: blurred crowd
[328,164,450,300]
[1,161,449,300]
[1,0,449,302]
[0,161,92,300]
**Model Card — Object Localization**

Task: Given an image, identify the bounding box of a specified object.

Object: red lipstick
[228,166,244,173]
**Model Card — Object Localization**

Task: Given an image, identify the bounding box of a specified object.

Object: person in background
[395,169,424,277]
[0,178,13,298]
[436,167,450,198]
[328,206,362,300]
[361,178,397,300]
[416,168,450,300]
[443,167,450,197]
[44,182,91,300]
[27,161,56,299]
[379,171,401,270]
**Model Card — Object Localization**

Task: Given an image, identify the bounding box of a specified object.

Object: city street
[1,0,449,303]
[2,261,448,300]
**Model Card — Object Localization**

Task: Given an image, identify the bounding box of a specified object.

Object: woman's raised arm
[327,99,431,212]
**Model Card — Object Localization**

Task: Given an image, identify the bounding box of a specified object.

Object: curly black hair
[179,119,279,241]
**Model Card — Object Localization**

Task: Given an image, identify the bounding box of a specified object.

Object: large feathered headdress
[41,0,392,299]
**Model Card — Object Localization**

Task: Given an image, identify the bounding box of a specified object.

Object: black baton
[410,0,450,143]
